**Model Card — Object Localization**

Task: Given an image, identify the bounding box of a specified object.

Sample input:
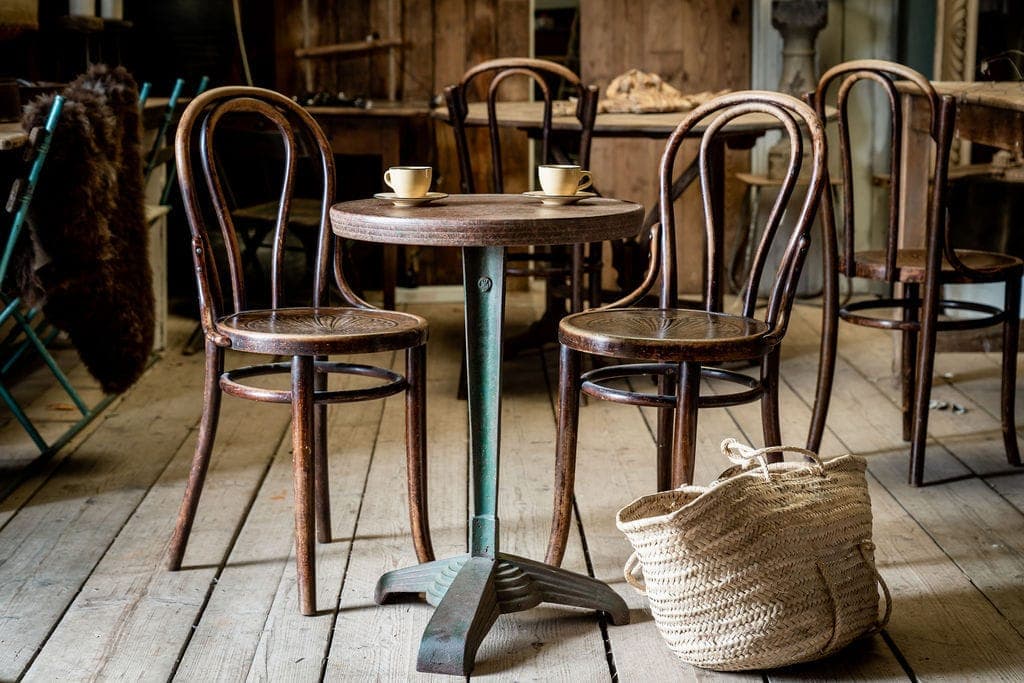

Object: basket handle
[623,552,646,594]
[818,540,893,652]
[862,541,893,633]
[720,438,826,482]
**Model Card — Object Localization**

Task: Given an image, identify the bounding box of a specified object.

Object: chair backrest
[808,59,960,283]
[176,86,368,339]
[444,57,599,193]
[620,91,826,340]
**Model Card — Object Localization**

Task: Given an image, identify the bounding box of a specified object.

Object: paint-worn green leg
[406,551,629,674]
[417,556,500,676]
[509,553,630,625]
[463,246,506,558]
[374,554,469,605]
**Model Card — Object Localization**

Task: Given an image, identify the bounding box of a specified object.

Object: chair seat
[848,248,1023,283]
[217,307,427,355]
[559,308,773,362]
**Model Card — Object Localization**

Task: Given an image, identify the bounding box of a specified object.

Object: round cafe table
[331,193,643,675]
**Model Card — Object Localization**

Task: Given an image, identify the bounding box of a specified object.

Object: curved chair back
[444,57,599,193]
[808,59,965,282]
[176,87,368,341]
[638,91,827,340]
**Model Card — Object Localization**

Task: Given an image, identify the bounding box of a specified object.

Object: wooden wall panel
[273,0,530,285]
[581,0,751,293]
[274,1,749,289]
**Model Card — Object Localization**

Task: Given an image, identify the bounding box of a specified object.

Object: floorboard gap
[572,495,617,682]
[880,629,918,682]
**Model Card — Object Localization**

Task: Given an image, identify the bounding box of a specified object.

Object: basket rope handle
[861,541,893,632]
[720,438,826,482]
[623,552,646,594]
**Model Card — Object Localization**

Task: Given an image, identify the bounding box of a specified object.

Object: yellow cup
[538,164,592,196]
[384,166,432,198]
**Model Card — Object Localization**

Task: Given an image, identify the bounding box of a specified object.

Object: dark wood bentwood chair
[169,87,433,615]
[445,57,601,326]
[806,60,1022,486]
[546,91,827,565]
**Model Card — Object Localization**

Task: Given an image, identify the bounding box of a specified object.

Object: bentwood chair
[805,60,1022,486]
[546,91,827,565]
[445,57,601,328]
[169,86,433,615]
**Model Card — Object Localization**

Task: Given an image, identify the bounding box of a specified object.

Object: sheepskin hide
[19,65,153,394]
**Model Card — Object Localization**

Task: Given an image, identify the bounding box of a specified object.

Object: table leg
[462,246,505,556]
[373,245,628,675]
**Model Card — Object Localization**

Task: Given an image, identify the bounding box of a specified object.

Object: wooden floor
[2,293,1024,681]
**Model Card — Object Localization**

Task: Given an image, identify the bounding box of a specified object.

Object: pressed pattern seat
[217,307,427,354]
[849,248,1021,283]
[168,87,433,616]
[560,309,772,361]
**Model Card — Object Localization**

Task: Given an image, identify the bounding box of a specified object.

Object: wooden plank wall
[273,0,530,285]
[270,1,752,291]
[581,0,751,292]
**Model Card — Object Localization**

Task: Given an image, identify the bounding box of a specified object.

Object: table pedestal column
[374,246,628,675]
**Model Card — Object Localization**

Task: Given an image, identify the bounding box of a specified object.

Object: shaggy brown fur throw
[20,65,153,394]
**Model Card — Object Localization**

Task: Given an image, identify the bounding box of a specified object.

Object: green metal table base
[375,553,629,675]
[374,247,628,676]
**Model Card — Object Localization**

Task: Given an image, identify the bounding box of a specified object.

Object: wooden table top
[431,100,795,138]
[897,81,1024,112]
[331,193,643,247]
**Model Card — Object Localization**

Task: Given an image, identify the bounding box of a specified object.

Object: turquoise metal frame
[143,77,184,182]
[158,76,209,206]
[0,96,113,455]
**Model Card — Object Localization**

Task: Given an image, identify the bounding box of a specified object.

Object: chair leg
[1002,276,1021,466]
[909,281,940,486]
[901,283,920,442]
[587,241,602,309]
[761,349,783,460]
[808,244,839,453]
[167,341,224,570]
[406,344,434,563]
[656,370,676,491]
[546,345,581,567]
[313,356,331,543]
[570,243,584,313]
[671,362,700,488]
[291,355,317,615]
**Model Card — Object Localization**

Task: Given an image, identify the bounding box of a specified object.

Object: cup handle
[384,169,393,191]
[577,171,592,192]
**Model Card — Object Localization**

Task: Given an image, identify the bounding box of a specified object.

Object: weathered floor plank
[1,300,1023,681]
[324,304,469,681]
[0,321,203,680]
[24,375,292,681]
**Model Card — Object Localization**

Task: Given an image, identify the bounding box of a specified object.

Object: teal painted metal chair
[0,96,109,455]
[142,76,212,207]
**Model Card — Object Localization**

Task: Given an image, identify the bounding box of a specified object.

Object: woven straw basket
[616,439,891,671]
